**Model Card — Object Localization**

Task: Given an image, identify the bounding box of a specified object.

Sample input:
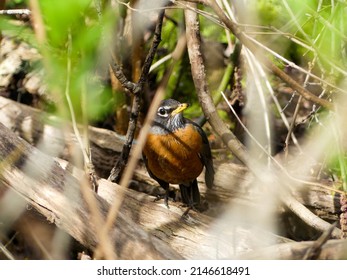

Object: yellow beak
[171,103,189,116]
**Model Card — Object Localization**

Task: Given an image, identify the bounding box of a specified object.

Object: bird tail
[204,161,214,189]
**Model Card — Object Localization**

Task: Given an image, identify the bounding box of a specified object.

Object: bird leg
[153,182,176,208]
[179,180,200,207]
[154,190,170,208]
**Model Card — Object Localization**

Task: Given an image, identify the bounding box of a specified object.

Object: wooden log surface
[0,95,341,218]
[0,121,183,259]
[0,119,293,259]
[0,96,344,259]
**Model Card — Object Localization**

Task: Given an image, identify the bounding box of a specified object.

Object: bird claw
[181,206,193,218]
[154,192,176,209]
[180,199,208,216]
[154,194,168,208]
[180,205,200,222]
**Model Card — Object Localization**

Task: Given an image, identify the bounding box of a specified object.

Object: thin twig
[0,9,31,16]
[64,31,91,173]
[138,11,165,88]
[109,63,139,94]
[149,53,173,72]
[244,35,346,95]
[284,58,317,157]
[284,95,302,159]
[303,221,338,259]
[24,219,53,260]
[0,241,15,260]
[80,68,99,192]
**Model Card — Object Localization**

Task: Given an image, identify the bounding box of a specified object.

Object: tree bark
[0,96,341,219]
[0,121,182,259]
[0,119,294,259]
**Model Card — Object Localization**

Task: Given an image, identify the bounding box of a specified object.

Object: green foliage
[40,0,91,47]
[0,0,117,122]
[0,17,36,46]
[247,0,347,77]
[0,0,117,120]
[327,152,347,192]
[199,7,228,44]
[160,10,180,54]
[279,0,347,188]
[5,0,26,8]
[256,0,283,26]
[36,0,115,122]
[151,10,197,103]
[281,0,346,72]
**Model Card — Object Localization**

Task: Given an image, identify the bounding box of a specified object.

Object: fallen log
[0,120,294,259]
[0,122,182,259]
[0,96,343,247]
[0,95,341,220]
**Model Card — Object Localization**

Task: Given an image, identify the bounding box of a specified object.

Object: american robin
[143,99,214,210]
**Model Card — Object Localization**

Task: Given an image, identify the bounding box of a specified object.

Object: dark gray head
[151,99,189,134]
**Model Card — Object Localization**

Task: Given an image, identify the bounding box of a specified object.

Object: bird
[142,98,214,212]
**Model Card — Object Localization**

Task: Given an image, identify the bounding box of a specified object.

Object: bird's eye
[158,107,167,117]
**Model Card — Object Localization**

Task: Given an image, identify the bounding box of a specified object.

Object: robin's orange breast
[143,124,204,184]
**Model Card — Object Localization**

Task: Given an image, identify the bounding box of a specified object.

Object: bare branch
[0,9,31,16]
[184,2,251,165]
[109,62,139,94]
[108,10,165,183]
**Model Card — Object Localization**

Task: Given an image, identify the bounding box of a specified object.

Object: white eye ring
[157,107,168,117]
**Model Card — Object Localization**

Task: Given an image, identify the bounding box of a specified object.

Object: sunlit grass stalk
[64,30,89,166]
[244,49,272,163]
[0,242,15,260]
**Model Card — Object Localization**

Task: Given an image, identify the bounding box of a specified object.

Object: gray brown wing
[189,121,214,188]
